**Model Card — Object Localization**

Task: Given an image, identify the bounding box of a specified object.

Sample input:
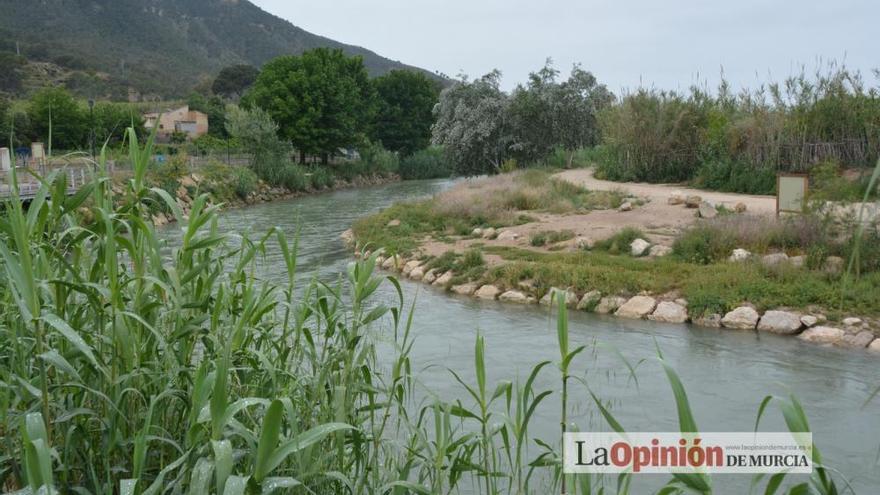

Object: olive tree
[431,71,512,176]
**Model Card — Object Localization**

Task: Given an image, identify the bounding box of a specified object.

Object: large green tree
[188,93,228,138]
[245,48,375,163]
[28,87,87,151]
[371,70,440,155]
[212,64,260,99]
[92,102,145,146]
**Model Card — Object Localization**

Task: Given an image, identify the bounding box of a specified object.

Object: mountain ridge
[0,0,440,99]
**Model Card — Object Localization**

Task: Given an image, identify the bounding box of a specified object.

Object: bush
[309,166,336,190]
[530,230,575,247]
[399,146,451,180]
[693,159,777,195]
[358,141,399,175]
[592,227,645,255]
[279,163,311,191]
[233,167,258,199]
[673,223,737,264]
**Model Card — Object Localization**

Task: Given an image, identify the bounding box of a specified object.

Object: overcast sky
[251,0,877,93]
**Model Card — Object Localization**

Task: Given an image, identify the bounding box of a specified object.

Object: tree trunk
[299,149,306,164]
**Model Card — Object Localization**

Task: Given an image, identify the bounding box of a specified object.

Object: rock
[474,285,502,300]
[540,288,578,307]
[499,290,535,304]
[630,238,651,257]
[698,201,718,219]
[798,326,845,345]
[694,313,723,328]
[451,283,478,296]
[721,306,760,330]
[649,245,673,257]
[595,296,627,314]
[482,227,497,239]
[869,339,880,353]
[685,195,702,208]
[576,290,603,311]
[433,271,454,286]
[734,202,747,213]
[575,236,593,250]
[648,301,689,323]
[616,296,658,319]
[838,330,875,349]
[497,230,520,241]
[340,229,355,245]
[729,249,752,262]
[382,255,402,270]
[410,266,426,281]
[402,260,421,276]
[761,253,789,267]
[618,202,633,212]
[823,256,845,275]
[842,317,863,327]
[800,315,819,328]
[675,298,689,308]
[423,269,438,284]
[472,228,483,236]
[668,191,685,205]
[375,255,386,266]
[789,255,806,268]
[757,310,803,335]
[387,219,401,227]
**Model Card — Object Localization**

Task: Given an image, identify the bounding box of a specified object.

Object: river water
[165,179,880,493]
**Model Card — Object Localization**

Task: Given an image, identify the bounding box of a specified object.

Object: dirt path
[555,168,777,215]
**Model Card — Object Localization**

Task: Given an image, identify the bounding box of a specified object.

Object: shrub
[279,163,310,191]
[593,227,645,255]
[693,159,777,195]
[530,230,575,247]
[358,141,400,175]
[399,146,451,180]
[673,223,737,264]
[233,167,258,199]
[309,166,336,190]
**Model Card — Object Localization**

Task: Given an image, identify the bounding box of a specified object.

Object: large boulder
[433,271,454,286]
[618,201,633,212]
[472,228,483,237]
[721,306,760,330]
[800,315,819,328]
[648,301,689,323]
[540,288,578,308]
[698,202,717,219]
[616,296,658,319]
[869,339,880,353]
[728,249,752,262]
[382,255,402,270]
[402,260,421,276]
[693,313,723,328]
[474,285,502,300]
[789,255,806,268]
[798,326,845,345]
[685,195,702,208]
[734,202,747,213]
[410,266,426,281]
[649,245,673,257]
[630,238,651,257]
[497,230,520,241]
[577,290,602,311]
[575,236,593,250]
[761,253,790,267]
[482,227,497,239]
[837,330,875,349]
[423,269,438,284]
[451,283,478,296]
[668,191,685,205]
[595,296,627,314]
[842,317,863,327]
[499,290,536,304]
[823,256,845,275]
[387,219,401,227]
[757,310,803,335]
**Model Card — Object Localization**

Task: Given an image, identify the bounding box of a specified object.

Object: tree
[212,64,260,99]
[431,71,512,176]
[28,87,87,151]
[0,53,25,94]
[371,70,440,155]
[92,102,145,146]
[244,48,376,163]
[508,60,614,165]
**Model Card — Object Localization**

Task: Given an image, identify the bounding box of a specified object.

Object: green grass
[530,229,576,247]
[591,227,646,255]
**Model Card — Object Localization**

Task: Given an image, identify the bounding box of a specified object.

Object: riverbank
[129,167,399,227]
[346,169,880,354]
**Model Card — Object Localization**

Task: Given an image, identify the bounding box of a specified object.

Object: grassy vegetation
[530,230,575,247]
[591,227,646,255]
[480,247,880,317]
[353,169,625,255]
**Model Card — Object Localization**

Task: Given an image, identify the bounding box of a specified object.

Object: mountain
[0,0,440,99]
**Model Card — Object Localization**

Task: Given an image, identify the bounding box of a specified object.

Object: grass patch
[592,227,646,255]
[530,230,575,247]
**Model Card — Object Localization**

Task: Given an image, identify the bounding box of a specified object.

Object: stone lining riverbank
[343,231,880,355]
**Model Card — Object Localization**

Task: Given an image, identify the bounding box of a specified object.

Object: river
[164,178,880,493]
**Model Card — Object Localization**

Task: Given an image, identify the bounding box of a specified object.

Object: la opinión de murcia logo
[563,432,813,474]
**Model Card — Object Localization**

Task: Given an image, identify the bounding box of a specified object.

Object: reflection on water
[161,178,880,492]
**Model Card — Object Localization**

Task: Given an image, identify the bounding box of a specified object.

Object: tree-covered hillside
[0,0,439,98]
